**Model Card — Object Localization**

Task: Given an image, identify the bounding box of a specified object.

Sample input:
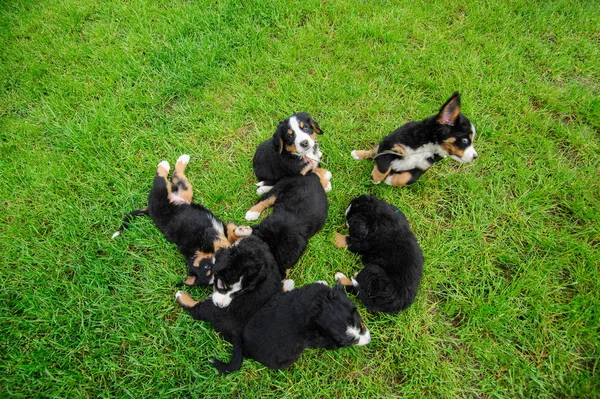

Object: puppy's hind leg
[245,194,278,221]
[170,154,193,204]
[351,145,379,160]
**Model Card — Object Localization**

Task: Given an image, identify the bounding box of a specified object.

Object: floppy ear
[437,92,461,126]
[278,137,283,154]
[309,117,323,135]
[348,213,370,240]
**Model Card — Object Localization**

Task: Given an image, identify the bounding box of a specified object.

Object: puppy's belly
[390,154,432,172]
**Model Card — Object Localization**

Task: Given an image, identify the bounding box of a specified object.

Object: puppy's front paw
[175,291,199,308]
[235,226,253,236]
[282,279,295,292]
[335,272,353,286]
[177,154,190,165]
[351,150,361,160]
[333,232,348,248]
[256,185,273,195]
[245,211,261,221]
[157,161,170,173]
[323,170,332,180]
[324,181,332,193]
[316,280,329,286]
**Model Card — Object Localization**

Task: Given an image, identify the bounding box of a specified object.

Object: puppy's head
[273,112,323,157]
[316,284,371,347]
[436,92,478,163]
[210,235,274,308]
[344,194,382,239]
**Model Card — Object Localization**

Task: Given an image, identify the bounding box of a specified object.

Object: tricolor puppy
[334,195,424,314]
[210,281,371,373]
[112,155,251,286]
[253,112,332,195]
[245,173,329,277]
[175,235,283,371]
[351,92,478,186]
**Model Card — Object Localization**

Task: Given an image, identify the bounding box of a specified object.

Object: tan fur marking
[337,276,352,286]
[313,168,331,190]
[176,291,200,308]
[391,144,406,154]
[310,132,316,140]
[310,122,321,134]
[388,172,413,186]
[440,139,465,157]
[468,133,473,140]
[287,129,293,135]
[249,195,278,215]
[213,237,231,252]
[285,144,297,153]
[279,137,284,154]
[183,276,197,286]
[285,269,290,277]
[334,232,348,249]
[299,121,305,129]
[354,146,379,160]
[192,251,213,267]
[371,165,391,183]
[300,164,312,175]
[171,159,193,203]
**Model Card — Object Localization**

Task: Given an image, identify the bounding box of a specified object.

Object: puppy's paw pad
[316,280,329,286]
[245,211,261,221]
[324,170,332,180]
[177,154,190,165]
[158,161,170,172]
[351,151,361,160]
[235,226,253,236]
[256,185,273,195]
[282,279,295,292]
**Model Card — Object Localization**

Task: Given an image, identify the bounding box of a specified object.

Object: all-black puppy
[351,92,478,186]
[211,282,371,373]
[113,155,251,286]
[175,235,284,371]
[253,112,332,195]
[334,195,424,314]
[244,173,329,277]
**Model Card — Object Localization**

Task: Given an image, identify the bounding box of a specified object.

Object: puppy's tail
[211,337,244,374]
[111,209,149,238]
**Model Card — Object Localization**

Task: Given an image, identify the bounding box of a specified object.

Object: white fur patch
[245,211,261,221]
[451,145,478,163]
[282,279,295,292]
[235,226,253,237]
[208,215,225,236]
[470,123,476,140]
[158,161,170,173]
[212,278,243,308]
[168,193,190,205]
[351,150,361,160]
[347,325,371,346]
[334,272,347,282]
[324,181,332,193]
[316,280,329,286]
[323,170,332,180]
[289,116,315,155]
[389,143,441,172]
[256,185,273,195]
[177,154,190,165]
[383,175,393,185]
[111,231,121,239]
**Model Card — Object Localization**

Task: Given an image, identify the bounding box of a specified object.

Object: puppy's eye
[302,124,310,131]
[462,138,469,144]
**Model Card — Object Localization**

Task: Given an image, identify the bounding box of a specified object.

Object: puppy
[253,112,332,195]
[113,155,251,286]
[244,173,329,277]
[351,92,478,186]
[175,235,283,370]
[210,281,371,373]
[334,195,424,314]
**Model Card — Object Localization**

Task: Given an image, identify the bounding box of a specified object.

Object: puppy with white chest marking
[175,235,283,371]
[112,155,252,286]
[334,195,424,314]
[253,112,332,194]
[244,173,329,278]
[352,92,478,186]
[210,282,371,373]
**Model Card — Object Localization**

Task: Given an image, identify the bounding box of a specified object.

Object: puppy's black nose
[300,140,310,149]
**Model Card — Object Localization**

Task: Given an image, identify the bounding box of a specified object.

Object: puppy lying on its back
[253,112,332,194]
[210,281,371,373]
[113,155,251,286]
[334,195,424,314]
[351,92,478,186]
[176,235,283,371]
[245,173,329,277]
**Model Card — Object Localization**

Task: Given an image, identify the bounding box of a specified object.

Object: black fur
[340,195,424,314]
[250,173,329,277]
[176,235,282,372]
[253,112,323,186]
[214,283,370,372]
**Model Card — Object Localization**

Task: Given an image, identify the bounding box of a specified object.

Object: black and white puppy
[244,173,329,277]
[334,195,424,314]
[113,155,251,286]
[175,235,284,370]
[351,92,478,186]
[253,112,331,195]
[211,282,371,373]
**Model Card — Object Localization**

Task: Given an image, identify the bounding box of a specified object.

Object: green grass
[1,0,598,397]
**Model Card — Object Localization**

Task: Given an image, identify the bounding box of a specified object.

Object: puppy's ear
[278,137,283,154]
[309,117,323,135]
[348,214,370,240]
[437,92,461,126]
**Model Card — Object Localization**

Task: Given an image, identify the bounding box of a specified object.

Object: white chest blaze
[212,278,243,308]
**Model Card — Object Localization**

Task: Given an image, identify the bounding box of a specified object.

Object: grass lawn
[1,0,598,397]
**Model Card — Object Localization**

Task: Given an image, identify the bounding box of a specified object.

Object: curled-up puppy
[253,112,332,195]
[334,195,424,314]
[175,235,283,370]
[244,173,329,277]
[112,155,252,286]
[210,281,371,373]
[351,92,478,186]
